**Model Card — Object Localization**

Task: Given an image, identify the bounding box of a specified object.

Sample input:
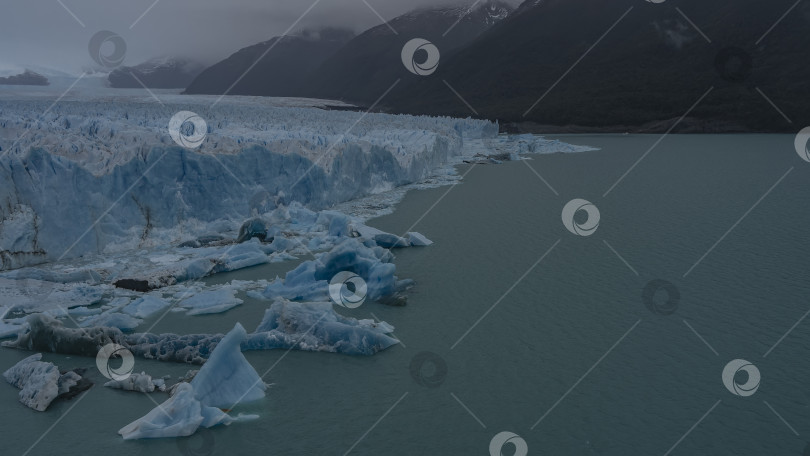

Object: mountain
[108,57,204,89]
[382,0,810,132]
[0,70,49,86]
[305,0,513,104]
[183,28,355,97]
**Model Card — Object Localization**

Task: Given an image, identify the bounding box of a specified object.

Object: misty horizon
[0,0,521,75]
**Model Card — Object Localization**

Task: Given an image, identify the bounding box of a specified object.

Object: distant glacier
[0,94,498,269]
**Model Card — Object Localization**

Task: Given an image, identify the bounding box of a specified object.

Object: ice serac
[119,323,263,439]
[190,323,266,409]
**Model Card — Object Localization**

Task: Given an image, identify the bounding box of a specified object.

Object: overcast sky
[0,0,520,75]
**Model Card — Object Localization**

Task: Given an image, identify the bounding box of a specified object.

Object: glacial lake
[1,134,809,455]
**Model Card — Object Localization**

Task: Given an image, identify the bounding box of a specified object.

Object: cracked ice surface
[0,94,498,270]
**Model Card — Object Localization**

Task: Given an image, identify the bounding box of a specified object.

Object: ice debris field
[0,93,595,438]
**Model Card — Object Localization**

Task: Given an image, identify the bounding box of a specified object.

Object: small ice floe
[177,286,243,316]
[2,353,92,411]
[118,323,263,439]
[122,295,170,319]
[104,371,166,393]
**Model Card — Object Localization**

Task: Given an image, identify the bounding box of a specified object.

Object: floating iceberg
[3,301,398,364]
[262,237,400,304]
[105,372,166,393]
[118,382,245,439]
[190,323,266,408]
[3,353,92,411]
[246,299,399,355]
[119,323,262,439]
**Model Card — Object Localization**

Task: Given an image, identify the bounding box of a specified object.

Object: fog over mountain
[0,0,521,75]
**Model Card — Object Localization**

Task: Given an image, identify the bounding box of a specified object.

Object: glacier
[0,94,499,270]
[0,90,596,440]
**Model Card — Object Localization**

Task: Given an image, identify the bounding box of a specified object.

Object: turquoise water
[1,134,809,455]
